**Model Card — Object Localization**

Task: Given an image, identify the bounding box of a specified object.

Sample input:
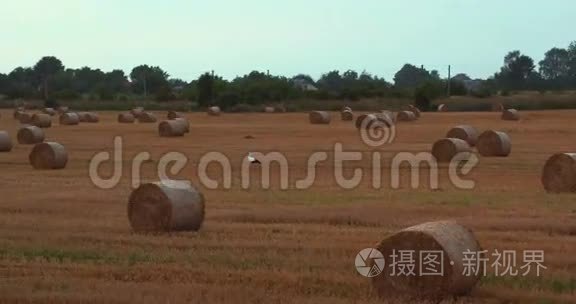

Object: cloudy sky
[2,0,574,81]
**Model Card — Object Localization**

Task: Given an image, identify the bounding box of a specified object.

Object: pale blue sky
[2,0,574,81]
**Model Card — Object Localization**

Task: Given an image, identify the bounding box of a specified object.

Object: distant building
[293,78,318,91]
[452,73,484,94]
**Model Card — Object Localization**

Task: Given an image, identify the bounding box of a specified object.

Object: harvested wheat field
[0,109,576,304]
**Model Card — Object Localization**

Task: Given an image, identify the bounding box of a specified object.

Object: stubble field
[0,109,575,304]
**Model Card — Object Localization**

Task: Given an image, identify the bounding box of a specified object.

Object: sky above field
[2,0,575,81]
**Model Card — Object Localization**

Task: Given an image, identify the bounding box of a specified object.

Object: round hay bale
[381,110,397,123]
[14,109,25,120]
[128,180,205,233]
[477,130,511,157]
[264,106,275,113]
[57,106,69,114]
[31,113,52,128]
[541,153,576,193]
[432,138,472,163]
[309,111,331,124]
[42,108,57,116]
[131,107,144,118]
[158,120,187,137]
[372,221,482,302]
[167,111,184,120]
[341,110,354,121]
[0,131,13,152]
[502,109,520,121]
[343,106,352,112]
[137,112,157,123]
[355,113,393,130]
[408,105,421,118]
[29,142,68,169]
[438,104,447,112]
[207,106,221,116]
[79,112,99,123]
[59,112,80,125]
[492,103,504,112]
[397,111,416,122]
[17,126,45,145]
[118,112,136,123]
[18,112,33,124]
[446,125,479,147]
[173,117,190,133]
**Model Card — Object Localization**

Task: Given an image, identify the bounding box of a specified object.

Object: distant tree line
[0,40,575,110]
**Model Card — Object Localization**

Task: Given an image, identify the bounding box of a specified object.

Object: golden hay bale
[492,103,504,112]
[42,108,57,116]
[446,125,479,147]
[14,109,25,119]
[438,104,447,112]
[0,131,13,152]
[118,112,136,123]
[502,109,520,121]
[173,117,190,133]
[17,126,45,145]
[78,112,99,123]
[541,153,576,193]
[408,105,421,118]
[208,106,221,116]
[355,113,393,130]
[264,106,275,113]
[57,106,69,114]
[341,110,354,121]
[432,138,472,163]
[397,111,417,122]
[31,113,52,128]
[59,112,80,125]
[18,112,33,124]
[131,107,144,118]
[372,221,482,302]
[381,110,397,123]
[137,112,157,123]
[158,120,187,137]
[309,111,331,124]
[167,111,184,120]
[128,180,205,233]
[477,130,511,157]
[29,142,68,169]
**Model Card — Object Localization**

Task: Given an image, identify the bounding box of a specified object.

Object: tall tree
[539,47,569,80]
[495,51,535,90]
[33,56,64,99]
[129,65,169,96]
[393,64,433,88]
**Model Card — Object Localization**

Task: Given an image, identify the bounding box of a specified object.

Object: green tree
[495,51,535,90]
[129,65,169,96]
[539,48,569,80]
[393,64,434,88]
[33,56,64,99]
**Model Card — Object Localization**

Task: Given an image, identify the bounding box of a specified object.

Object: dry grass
[1,110,576,303]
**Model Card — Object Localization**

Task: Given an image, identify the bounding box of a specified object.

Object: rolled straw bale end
[0,131,13,152]
[309,111,331,124]
[372,221,482,302]
[29,142,68,169]
[17,126,45,145]
[432,138,472,163]
[128,180,205,233]
[446,125,479,147]
[542,153,576,193]
[477,130,511,157]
